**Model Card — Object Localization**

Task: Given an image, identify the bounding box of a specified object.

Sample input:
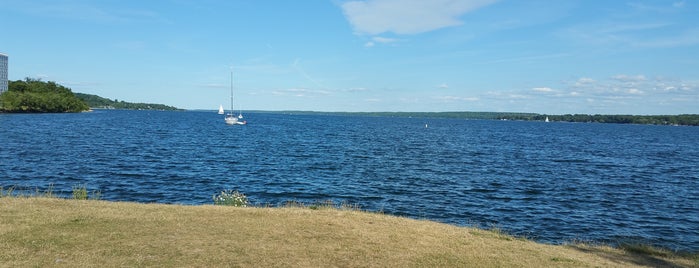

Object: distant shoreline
[197,110,699,126]
[5,107,696,126]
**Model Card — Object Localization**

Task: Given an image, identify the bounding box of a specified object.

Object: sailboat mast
[230,71,234,113]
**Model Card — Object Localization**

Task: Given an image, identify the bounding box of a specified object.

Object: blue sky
[1,0,698,114]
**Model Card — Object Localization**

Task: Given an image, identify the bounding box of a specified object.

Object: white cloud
[373,36,398,43]
[574,77,595,87]
[341,0,498,35]
[532,87,554,92]
[434,95,479,102]
[438,83,449,89]
[474,75,698,114]
[627,88,644,95]
[564,75,698,103]
[365,36,399,47]
[272,88,330,97]
[200,83,226,89]
[612,74,647,82]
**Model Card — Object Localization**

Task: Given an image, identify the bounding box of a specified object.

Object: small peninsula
[0,78,180,113]
[0,78,89,113]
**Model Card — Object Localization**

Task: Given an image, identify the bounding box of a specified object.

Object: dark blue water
[1,110,698,251]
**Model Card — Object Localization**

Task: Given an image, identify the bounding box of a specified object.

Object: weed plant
[1,185,55,198]
[213,190,248,207]
[72,185,89,200]
[2,184,99,200]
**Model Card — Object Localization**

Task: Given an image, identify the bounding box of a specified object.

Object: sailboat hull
[225,115,246,125]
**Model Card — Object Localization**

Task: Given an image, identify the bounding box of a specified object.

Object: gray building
[0,53,7,94]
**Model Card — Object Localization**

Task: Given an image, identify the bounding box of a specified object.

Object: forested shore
[74,93,181,111]
[0,78,180,112]
[0,78,89,113]
[285,111,699,126]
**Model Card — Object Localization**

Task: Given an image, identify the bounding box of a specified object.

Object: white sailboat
[224,71,247,125]
[217,104,224,115]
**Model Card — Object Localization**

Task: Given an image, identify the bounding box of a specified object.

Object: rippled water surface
[1,110,698,251]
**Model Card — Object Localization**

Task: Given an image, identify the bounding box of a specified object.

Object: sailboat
[217,104,224,115]
[224,71,247,125]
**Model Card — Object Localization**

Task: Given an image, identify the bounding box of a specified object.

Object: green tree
[0,78,89,113]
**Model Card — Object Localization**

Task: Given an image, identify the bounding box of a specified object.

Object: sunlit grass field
[1,197,696,267]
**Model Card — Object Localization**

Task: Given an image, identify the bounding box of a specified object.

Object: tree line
[74,93,180,111]
[0,78,89,113]
[497,114,699,126]
[286,111,699,126]
[0,78,180,113]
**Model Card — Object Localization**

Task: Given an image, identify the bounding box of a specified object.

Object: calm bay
[1,110,697,251]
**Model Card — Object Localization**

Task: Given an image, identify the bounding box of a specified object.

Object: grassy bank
[1,197,696,267]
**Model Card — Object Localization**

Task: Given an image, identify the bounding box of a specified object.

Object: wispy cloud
[560,1,697,49]
[11,2,166,24]
[341,0,498,35]
[485,53,569,64]
[633,28,699,48]
[199,83,226,89]
[564,75,696,104]
[434,95,479,102]
[611,74,646,82]
[470,74,698,114]
[373,36,399,43]
[532,87,555,92]
[272,88,330,97]
[343,87,369,92]
[628,1,687,12]
[292,58,326,89]
[364,36,400,47]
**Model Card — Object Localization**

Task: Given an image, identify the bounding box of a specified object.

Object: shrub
[213,190,248,207]
[72,185,88,200]
[0,186,14,197]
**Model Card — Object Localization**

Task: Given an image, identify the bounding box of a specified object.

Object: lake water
[1,110,697,251]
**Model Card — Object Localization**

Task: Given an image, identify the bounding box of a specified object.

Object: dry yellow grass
[0,197,695,267]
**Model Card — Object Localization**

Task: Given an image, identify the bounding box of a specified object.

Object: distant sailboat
[217,104,224,115]
[545,116,550,123]
[224,71,247,125]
